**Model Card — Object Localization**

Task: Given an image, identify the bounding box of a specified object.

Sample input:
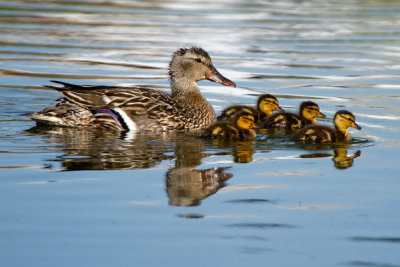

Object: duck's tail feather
[44,80,115,108]
[45,80,121,91]
[45,80,82,91]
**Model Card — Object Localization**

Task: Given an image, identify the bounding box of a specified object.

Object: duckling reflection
[166,136,232,206]
[207,139,256,163]
[299,144,361,169]
[231,140,255,163]
[333,146,361,169]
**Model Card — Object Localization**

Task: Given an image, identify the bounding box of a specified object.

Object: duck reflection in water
[26,126,233,206]
[166,167,232,206]
[299,144,361,169]
[27,126,174,170]
[166,136,233,206]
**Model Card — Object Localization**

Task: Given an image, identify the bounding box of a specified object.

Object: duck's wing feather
[46,80,184,131]
[46,80,167,110]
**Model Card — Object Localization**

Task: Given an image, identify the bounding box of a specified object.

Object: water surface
[1,0,400,266]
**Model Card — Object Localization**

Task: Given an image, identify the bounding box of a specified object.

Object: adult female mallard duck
[203,112,258,140]
[295,110,361,143]
[217,94,283,124]
[26,47,236,133]
[261,100,325,130]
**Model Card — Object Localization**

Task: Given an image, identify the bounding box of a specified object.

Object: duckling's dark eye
[264,99,277,105]
[340,115,354,123]
[194,58,202,63]
[243,117,254,123]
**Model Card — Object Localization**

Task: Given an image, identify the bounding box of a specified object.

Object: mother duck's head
[169,47,236,87]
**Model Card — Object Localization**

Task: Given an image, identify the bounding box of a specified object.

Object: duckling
[203,112,258,140]
[25,47,236,133]
[295,110,361,143]
[261,100,326,130]
[218,94,283,124]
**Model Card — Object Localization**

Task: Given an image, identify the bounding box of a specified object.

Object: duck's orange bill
[317,112,326,118]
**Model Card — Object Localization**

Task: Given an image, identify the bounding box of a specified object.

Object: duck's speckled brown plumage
[26,47,236,133]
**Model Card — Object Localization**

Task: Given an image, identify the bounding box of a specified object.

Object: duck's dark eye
[194,58,202,63]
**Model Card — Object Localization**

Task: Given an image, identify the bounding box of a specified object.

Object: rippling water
[1,1,400,266]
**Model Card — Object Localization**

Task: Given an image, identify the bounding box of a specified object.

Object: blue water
[1,0,400,266]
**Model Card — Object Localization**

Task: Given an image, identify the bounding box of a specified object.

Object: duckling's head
[334,110,361,141]
[169,47,236,87]
[334,110,361,131]
[236,112,258,130]
[300,101,326,124]
[257,94,284,116]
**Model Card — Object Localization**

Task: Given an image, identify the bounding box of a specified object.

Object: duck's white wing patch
[114,108,137,131]
[103,95,137,131]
